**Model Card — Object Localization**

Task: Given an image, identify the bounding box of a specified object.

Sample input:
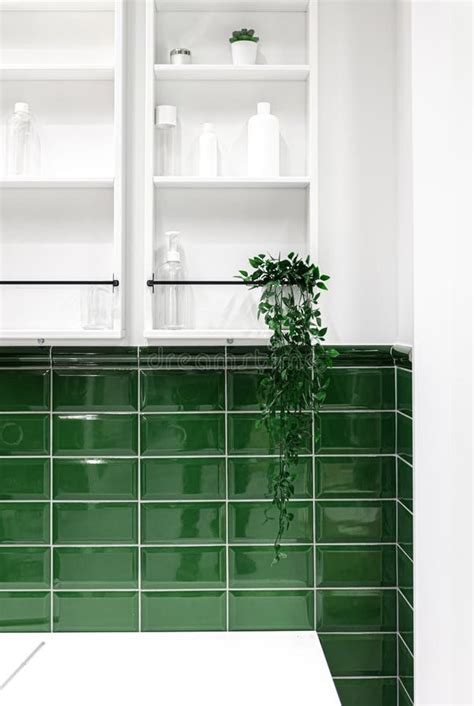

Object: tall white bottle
[199,123,218,177]
[248,102,280,177]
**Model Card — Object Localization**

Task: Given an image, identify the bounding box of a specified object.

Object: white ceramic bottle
[199,123,218,177]
[247,102,280,177]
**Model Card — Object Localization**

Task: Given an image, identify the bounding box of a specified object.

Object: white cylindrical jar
[247,102,280,177]
[199,123,218,177]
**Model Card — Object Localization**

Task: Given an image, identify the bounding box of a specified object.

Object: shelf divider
[154,64,309,82]
[0,178,114,189]
[0,65,114,81]
[153,176,310,189]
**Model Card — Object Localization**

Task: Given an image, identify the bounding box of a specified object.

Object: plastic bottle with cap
[248,102,280,177]
[199,122,218,177]
[156,230,187,329]
[6,102,41,176]
[155,104,178,176]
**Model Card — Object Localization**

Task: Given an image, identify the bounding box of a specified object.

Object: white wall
[318,0,398,345]
[411,1,473,703]
[395,0,413,346]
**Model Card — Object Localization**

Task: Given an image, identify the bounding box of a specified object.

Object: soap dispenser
[156,231,186,330]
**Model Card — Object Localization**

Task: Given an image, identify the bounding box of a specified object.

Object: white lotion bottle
[199,123,218,177]
[248,102,280,177]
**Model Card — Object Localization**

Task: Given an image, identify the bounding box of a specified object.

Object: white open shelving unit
[0,0,124,340]
[144,0,317,343]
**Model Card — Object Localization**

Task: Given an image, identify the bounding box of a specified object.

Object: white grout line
[398,587,414,611]
[395,362,400,705]
[398,676,414,704]
[0,497,400,504]
[0,408,402,416]
[332,675,398,681]
[224,345,230,632]
[396,410,413,421]
[49,353,53,632]
[0,587,399,593]
[137,360,142,632]
[398,632,414,659]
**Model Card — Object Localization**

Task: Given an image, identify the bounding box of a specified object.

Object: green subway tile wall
[0,346,413,705]
[396,361,414,705]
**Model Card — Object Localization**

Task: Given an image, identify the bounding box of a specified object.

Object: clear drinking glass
[5,102,41,177]
[81,286,113,330]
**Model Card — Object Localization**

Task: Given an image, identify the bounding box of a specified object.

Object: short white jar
[170,48,192,65]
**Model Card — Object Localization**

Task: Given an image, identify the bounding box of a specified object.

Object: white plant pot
[231,40,258,65]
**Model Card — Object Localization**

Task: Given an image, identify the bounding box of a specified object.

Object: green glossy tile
[54,547,138,589]
[397,414,412,464]
[0,369,50,411]
[228,457,313,500]
[0,414,49,456]
[398,592,413,652]
[53,503,137,544]
[398,458,412,511]
[397,548,413,604]
[316,501,396,543]
[53,370,138,411]
[228,457,312,499]
[316,545,396,587]
[0,547,50,588]
[0,591,50,632]
[141,414,224,456]
[319,634,397,676]
[53,459,137,500]
[141,502,225,544]
[229,590,314,630]
[335,678,398,706]
[392,347,412,369]
[399,680,414,706]
[226,346,271,369]
[54,591,138,632]
[0,346,50,367]
[397,368,412,417]
[52,347,138,368]
[398,503,413,558]
[141,458,225,500]
[228,413,311,455]
[227,370,265,410]
[399,636,414,700]
[229,501,313,543]
[332,347,393,367]
[316,412,395,454]
[0,503,49,544]
[139,346,225,369]
[141,546,226,588]
[141,590,226,631]
[316,589,396,632]
[0,459,49,499]
[140,370,224,411]
[229,546,313,588]
[53,415,138,456]
[316,457,395,499]
[324,368,395,410]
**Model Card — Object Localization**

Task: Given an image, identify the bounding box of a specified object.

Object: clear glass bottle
[156,231,186,330]
[156,105,177,176]
[81,285,113,330]
[5,102,41,177]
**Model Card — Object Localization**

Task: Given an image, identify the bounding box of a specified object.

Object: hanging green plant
[238,252,338,562]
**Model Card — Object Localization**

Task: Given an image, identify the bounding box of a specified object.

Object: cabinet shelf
[154,0,309,11]
[0,178,114,189]
[145,329,270,341]
[153,177,310,189]
[0,1,115,10]
[0,330,122,340]
[154,64,309,82]
[0,65,114,81]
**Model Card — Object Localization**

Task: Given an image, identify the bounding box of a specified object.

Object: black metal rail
[0,279,120,288]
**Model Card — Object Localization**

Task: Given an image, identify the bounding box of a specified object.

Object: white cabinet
[144,0,317,342]
[0,0,125,340]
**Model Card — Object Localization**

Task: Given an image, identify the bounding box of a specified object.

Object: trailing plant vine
[238,253,338,562]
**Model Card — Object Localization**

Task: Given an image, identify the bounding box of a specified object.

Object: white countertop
[0,632,341,705]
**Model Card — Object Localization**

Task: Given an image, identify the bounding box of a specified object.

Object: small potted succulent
[229,28,260,65]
